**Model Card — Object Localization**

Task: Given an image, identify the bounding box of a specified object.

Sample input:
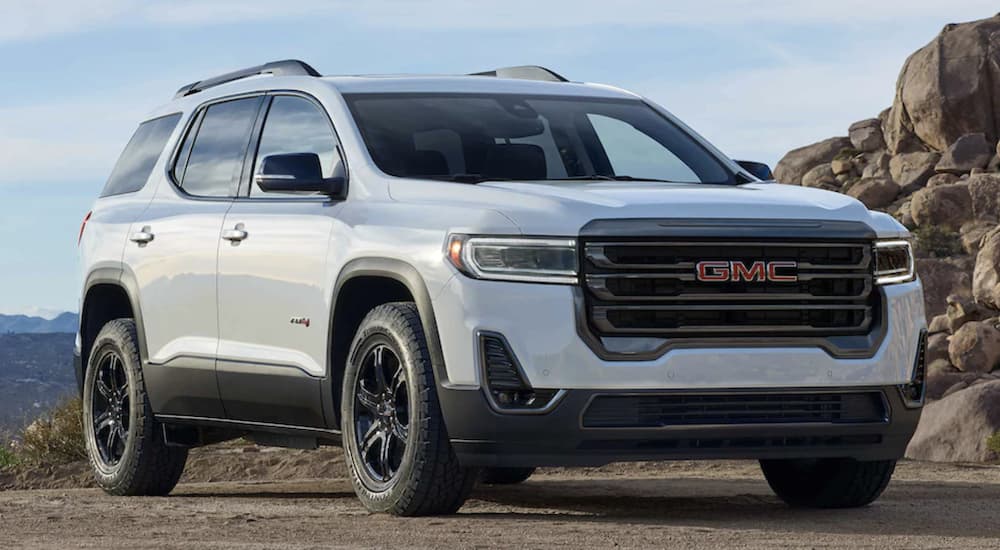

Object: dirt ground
[2,446,1000,549]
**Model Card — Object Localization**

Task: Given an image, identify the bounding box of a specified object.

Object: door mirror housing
[255,153,345,196]
[734,160,774,181]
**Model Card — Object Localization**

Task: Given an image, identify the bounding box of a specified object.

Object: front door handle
[129,226,154,245]
[222,223,248,242]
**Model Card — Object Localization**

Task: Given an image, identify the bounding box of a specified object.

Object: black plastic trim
[438,385,921,467]
[325,258,454,430]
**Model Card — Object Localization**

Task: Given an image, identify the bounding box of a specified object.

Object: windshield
[344,93,736,184]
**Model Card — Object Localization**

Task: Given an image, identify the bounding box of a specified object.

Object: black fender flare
[324,258,455,425]
[79,265,148,388]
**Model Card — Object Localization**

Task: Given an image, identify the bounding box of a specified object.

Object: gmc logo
[695,260,798,282]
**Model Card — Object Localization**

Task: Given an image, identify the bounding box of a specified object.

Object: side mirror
[734,160,773,181]
[255,153,345,196]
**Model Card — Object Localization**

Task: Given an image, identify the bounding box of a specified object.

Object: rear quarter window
[101,113,182,197]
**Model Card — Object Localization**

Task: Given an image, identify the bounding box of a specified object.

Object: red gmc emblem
[695,260,798,282]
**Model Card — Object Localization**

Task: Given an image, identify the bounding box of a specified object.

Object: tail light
[78,211,92,246]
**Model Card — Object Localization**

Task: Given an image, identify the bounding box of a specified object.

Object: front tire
[82,319,188,496]
[760,458,896,508]
[342,303,478,516]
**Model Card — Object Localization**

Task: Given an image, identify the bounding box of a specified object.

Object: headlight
[447,235,578,284]
[874,240,915,285]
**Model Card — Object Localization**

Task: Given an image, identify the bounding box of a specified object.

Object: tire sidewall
[83,326,143,489]
[342,318,422,511]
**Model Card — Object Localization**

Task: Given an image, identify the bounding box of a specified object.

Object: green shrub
[0,444,19,469]
[988,433,1000,455]
[912,225,963,258]
[18,398,86,465]
[834,147,862,161]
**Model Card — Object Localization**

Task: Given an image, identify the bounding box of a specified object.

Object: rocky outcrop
[936,133,994,174]
[949,319,1000,372]
[885,16,1000,154]
[973,228,1000,309]
[846,177,899,209]
[906,380,1000,462]
[778,14,1000,462]
[890,152,940,193]
[909,183,972,230]
[773,137,852,185]
[849,118,885,152]
[916,257,974,318]
[967,173,1000,222]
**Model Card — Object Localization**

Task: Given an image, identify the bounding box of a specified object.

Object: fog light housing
[899,329,927,408]
[479,332,563,413]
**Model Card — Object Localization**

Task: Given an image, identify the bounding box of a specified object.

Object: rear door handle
[222,224,248,242]
[129,226,154,244]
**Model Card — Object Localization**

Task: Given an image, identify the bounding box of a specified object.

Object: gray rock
[800,164,838,189]
[773,137,852,185]
[960,220,997,255]
[848,118,886,152]
[909,183,973,230]
[949,319,1000,373]
[927,173,960,187]
[967,173,1000,222]
[936,133,994,174]
[916,256,975,318]
[928,313,951,334]
[830,156,855,176]
[846,177,899,209]
[973,227,1000,310]
[946,294,992,333]
[861,151,891,179]
[885,15,1000,154]
[906,380,1000,461]
[890,152,940,194]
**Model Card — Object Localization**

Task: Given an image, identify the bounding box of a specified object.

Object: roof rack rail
[174,59,321,99]
[470,65,568,83]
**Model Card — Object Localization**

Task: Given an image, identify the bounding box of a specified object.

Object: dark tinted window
[345,94,734,185]
[252,96,339,196]
[178,97,261,197]
[101,114,181,197]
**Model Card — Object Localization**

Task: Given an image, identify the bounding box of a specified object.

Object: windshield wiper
[551,175,677,183]
[424,174,511,184]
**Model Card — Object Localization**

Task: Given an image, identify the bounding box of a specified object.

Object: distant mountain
[0,333,76,429]
[0,313,78,334]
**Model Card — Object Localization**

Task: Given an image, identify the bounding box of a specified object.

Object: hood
[387,179,905,237]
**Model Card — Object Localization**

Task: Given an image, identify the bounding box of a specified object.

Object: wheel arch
[325,258,450,427]
[79,267,147,395]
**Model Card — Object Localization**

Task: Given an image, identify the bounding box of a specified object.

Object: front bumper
[439,385,921,467]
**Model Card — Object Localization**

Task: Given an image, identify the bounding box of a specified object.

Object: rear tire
[83,319,188,496]
[342,302,478,516]
[480,467,535,485]
[760,458,896,508]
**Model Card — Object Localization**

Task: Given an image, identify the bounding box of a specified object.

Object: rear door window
[101,113,182,197]
[177,97,262,197]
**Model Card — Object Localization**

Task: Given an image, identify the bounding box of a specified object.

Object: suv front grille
[582,391,888,428]
[582,240,876,337]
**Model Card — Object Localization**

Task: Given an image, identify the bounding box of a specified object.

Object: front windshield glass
[344,93,736,184]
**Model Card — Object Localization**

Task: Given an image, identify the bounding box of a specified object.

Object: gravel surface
[2,459,1000,548]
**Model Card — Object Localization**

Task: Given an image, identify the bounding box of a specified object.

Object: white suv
[76,60,926,515]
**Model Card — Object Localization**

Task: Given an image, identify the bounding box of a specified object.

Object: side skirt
[157,414,342,449]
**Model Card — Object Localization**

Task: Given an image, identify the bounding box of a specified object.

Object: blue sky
[0,0,996,316]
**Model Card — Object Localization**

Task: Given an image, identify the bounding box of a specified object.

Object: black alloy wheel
[91,350,131,467]
[354,342,410,487]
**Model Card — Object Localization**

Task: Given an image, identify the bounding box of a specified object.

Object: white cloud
[2,0,997,42]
